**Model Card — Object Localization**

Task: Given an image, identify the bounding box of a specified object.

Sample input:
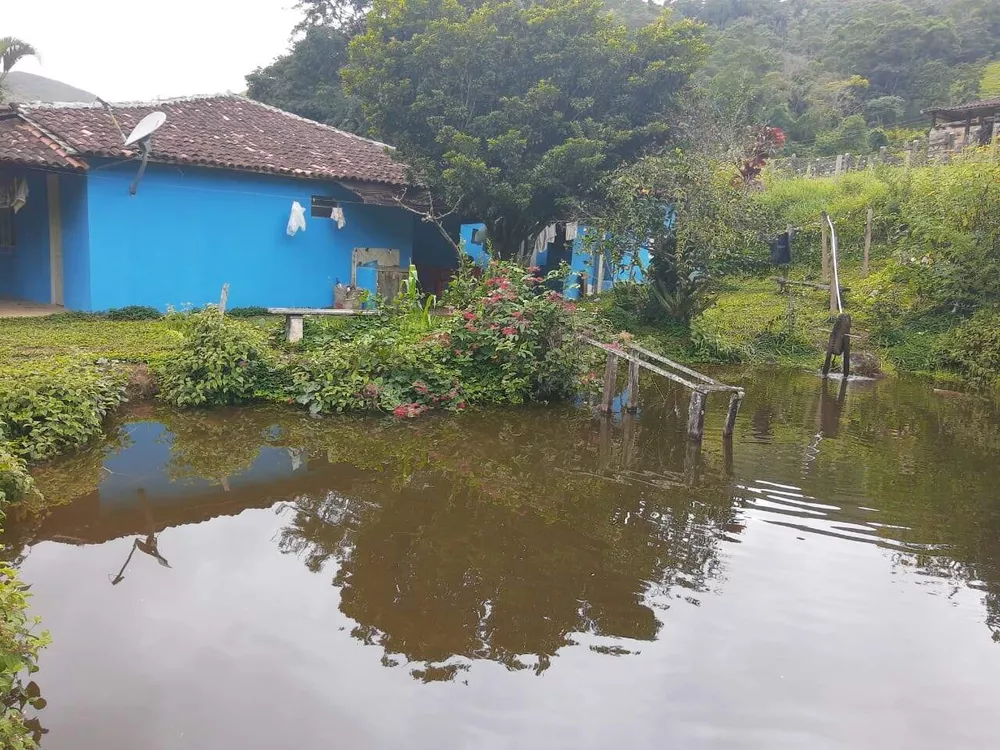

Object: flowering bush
[444,260,584,404]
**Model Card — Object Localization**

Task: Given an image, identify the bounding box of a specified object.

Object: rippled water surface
[6,371,1000,749]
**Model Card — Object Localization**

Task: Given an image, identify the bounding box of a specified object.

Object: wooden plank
[628,342,721,386]
[267,308,379,316]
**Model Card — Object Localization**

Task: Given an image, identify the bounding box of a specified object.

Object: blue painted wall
[84,162,415,311]
[457,222,649,299]
[0,170,50,303]
[458,222,490,265]
[60,173,91,310]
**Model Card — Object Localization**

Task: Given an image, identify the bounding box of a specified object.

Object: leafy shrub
[942,309,1000,389]
[105,305,162,321]
[226,306,273,318]
[292,330,462,416]
[0,444,37,507]
[0,365,127,461]
[158,308,281,407]
[0,563,49,750]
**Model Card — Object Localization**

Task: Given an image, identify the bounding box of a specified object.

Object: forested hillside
[247,0,1000,155]
[672,0,1000,154]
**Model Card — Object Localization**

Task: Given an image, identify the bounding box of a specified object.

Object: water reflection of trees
[273,405,739,678]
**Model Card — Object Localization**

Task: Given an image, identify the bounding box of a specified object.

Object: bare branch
[392,191,465,258]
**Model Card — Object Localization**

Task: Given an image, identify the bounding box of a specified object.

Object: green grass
[0,317,181,369]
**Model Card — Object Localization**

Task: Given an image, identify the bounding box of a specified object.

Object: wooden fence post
[820,214,830,283]
[835,154,844,175]
[723,391,743,438]
[686,390,706,442]
[626,358,640,413]
[218,283,230,315]
[862,206,873,278]
[600,352,618,413]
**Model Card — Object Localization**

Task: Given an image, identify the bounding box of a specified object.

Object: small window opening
[311,196,339,218]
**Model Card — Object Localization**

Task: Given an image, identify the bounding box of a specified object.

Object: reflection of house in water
[14,408,740,681]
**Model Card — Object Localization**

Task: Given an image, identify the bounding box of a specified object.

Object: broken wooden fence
[582,337,744,442]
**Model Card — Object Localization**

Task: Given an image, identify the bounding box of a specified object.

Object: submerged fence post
[723,391,743,439]
[600,352,619,413]
[626,358,640,413]
[686,389,706,442]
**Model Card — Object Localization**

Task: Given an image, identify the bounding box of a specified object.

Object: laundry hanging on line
[287,201,307,236]
[331,206,346,229]
[0,178,29,213]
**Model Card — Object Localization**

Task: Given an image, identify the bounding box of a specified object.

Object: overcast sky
[5,0,300,101]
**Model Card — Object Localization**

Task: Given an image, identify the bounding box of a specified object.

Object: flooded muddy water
[6,371,1000,749]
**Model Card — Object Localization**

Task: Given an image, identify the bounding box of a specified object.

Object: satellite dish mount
[122,111,166,196]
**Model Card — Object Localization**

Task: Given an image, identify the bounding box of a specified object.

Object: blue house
[0,95,456,311]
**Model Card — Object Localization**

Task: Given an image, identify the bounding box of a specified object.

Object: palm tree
[0,36,39,92]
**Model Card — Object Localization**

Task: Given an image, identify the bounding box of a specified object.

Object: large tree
[246,26,364,130]
[343,0,707,259]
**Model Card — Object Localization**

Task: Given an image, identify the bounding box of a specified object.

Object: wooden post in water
[723,391,743,438]
[626,358,640,413]
[686,389,706,442]
[862,206,873,278]
[600,351,618,414]
[820,216,830,283]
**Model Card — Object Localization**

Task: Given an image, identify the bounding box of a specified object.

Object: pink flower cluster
[393,403,428,419]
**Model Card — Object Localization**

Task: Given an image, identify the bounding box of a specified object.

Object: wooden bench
[267,307,379,342]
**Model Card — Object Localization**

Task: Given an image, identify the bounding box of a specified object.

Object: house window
[311,195,339,218]
[0,208,14,253]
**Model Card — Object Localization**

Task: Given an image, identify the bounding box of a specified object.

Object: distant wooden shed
[925,97,1000,158]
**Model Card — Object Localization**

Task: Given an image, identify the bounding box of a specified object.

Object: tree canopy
[342,0,707,258]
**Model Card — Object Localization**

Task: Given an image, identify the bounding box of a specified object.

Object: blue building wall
[83,162,416,311]
[0,170,50,303]
[60,173,91,311]
[457,222,649,299]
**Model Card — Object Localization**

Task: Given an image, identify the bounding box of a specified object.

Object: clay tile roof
[17,94,410,185]
[0,115,87,171]
[926,97,1000,117]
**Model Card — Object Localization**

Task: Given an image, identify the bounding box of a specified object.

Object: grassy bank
[592,269,980,383]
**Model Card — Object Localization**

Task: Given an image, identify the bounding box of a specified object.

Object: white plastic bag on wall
[286,201,307,236]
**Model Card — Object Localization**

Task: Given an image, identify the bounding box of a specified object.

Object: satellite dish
[124,111,166,147]
[123,111,167,195]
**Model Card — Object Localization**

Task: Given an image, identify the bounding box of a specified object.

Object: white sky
[5,0,301,102]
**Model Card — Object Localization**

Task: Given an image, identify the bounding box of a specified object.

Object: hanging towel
[286,201,307,236]
[565,222,579,241]
[331,206,346,229]
[0,178,28,212]
[533,230,547,254]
